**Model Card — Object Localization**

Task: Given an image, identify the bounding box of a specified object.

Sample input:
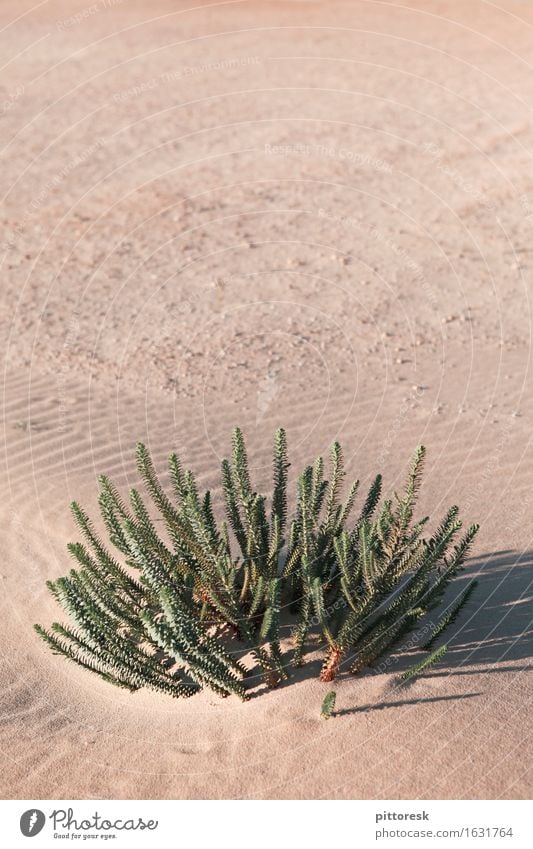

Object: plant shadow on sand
[253,549,533,712]
[370,548,533,676]
[333,692,483,717]
[430,549,533,671]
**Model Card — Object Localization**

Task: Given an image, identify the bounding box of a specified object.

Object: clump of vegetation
[35,428,478,704]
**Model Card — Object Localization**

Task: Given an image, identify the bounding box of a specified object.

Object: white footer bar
[1,799,530,848]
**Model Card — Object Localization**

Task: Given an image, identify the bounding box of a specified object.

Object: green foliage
[36,429,479,704]
[321,691,337,719]
[399,644,448,682]
[421,580,477,650]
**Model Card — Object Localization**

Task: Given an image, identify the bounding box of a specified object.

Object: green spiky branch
[35,429,479,703]
[321,691,337,719]
[399,644,448,682]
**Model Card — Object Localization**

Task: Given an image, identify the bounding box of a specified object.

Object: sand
[1,0,532,799]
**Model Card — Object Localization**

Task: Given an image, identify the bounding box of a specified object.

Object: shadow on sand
[349,548,533,694]
[331,549,533,713]
[247,549,533,711]
[334,691,483,717]
[427,549,533,670]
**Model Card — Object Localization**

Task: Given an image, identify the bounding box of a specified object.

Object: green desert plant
[399,643,448,682]
[421,579,477,650]
[35,428,479,704]
[321,691,337,719]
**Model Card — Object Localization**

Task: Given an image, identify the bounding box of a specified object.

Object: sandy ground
[1,0,533,800]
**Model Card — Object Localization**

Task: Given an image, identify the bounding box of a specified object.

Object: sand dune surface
[1,0,532,799]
